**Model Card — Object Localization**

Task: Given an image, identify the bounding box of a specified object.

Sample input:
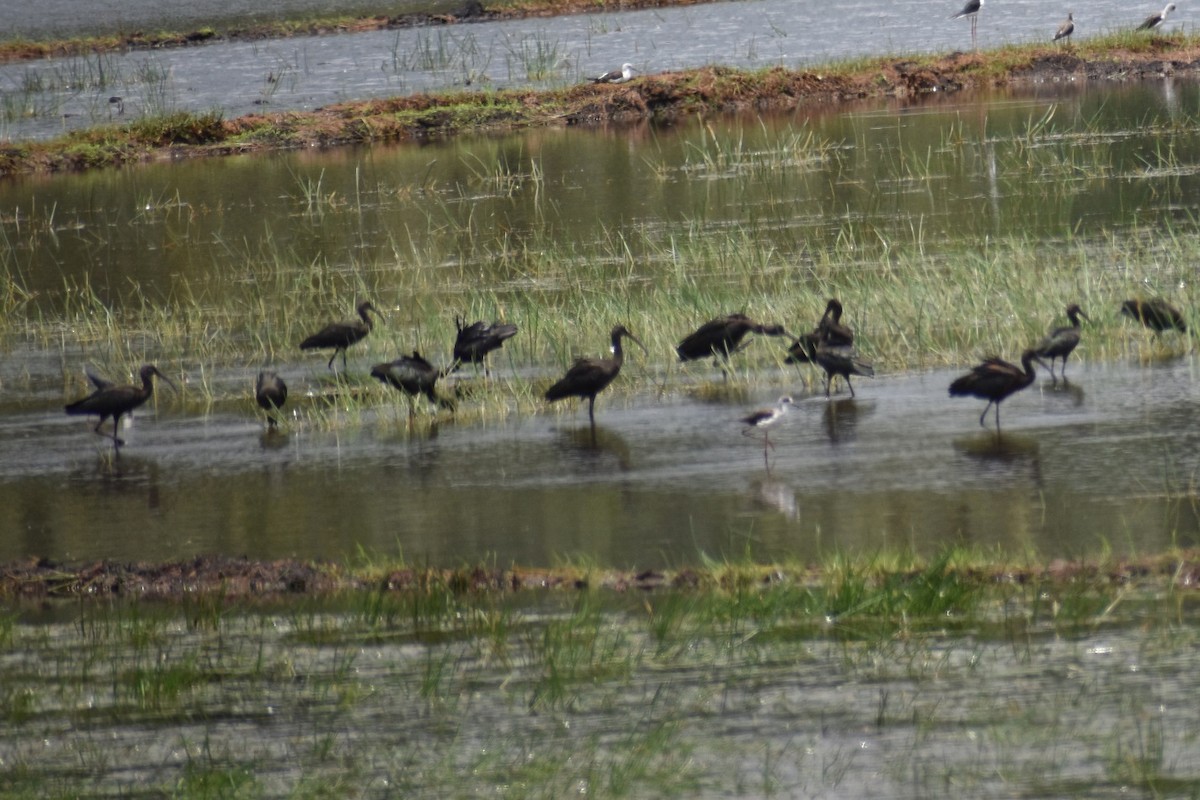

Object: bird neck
[610,334,626,363]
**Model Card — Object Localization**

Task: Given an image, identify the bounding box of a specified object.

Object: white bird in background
[592,63,636,84]
[951,0,984,49]
[1054,12,1075,43]
[1137,3,1176,30]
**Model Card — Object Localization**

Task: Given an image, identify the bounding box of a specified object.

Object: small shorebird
[65,365,176,448]
[741,396,794,452]
[1054,12,1075,43]
[952,0,984,49]
[1032,304,1088,381]
[949,350,1044,433]
[591,63,635,84]
[255,371,288,428]
[1137,3,1176,30]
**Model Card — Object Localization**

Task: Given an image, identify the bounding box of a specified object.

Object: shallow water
[0,0,1180,141]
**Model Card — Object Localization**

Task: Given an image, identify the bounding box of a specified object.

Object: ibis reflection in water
[255,371,288,428]
[546,324,646,427]
[949,349,1044,433]
[64,364,176,448]
[676,313,791,376]
[1120,298,1187,334]
[453,317,518,376]
[1032,303,1088,381]
[371,352,456,415]
[300,300,380,371]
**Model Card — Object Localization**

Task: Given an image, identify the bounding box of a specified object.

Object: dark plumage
[949,350,1043,432]
[676,314,791,366]
[1054,12,1074,42]
[255,371,288,427]
[786,299,855,364]
[64,364,176,448]
[1033,304,1088,380]
[453,317,519,375]
[1137,3,1175,30]
[788,338,874,398]
[300,300,379,370]
[1120,298,1186,334]
[546,325,646,426]
[371,352,455,413]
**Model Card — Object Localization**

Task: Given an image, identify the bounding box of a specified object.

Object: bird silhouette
[255,371,288,428]
[546,325,646,427]
[300,300,380,371]
[371,352,455,414]
[1032,304,1088,380]
[1120,298,1186,334]
[1054,11,1074,42]
[453,317,518,376]
[676,313,791,374]
[949,350,1044,432]
[64,365,176,448]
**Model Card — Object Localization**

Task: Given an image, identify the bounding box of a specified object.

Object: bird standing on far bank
[1120,298,1187,334]
[949,350,1044,433]
[1137,3,1176,30]
[300,300,380,372]
[255,371,288,428]
[592,63,635,84]
[1032,303,1088,381]
[546,325,646,427]
[65,365,176,448]
[952,0,984,49]
[1054,12,1075,43]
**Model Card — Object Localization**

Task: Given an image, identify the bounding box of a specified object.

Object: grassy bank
[4,34,1200,178]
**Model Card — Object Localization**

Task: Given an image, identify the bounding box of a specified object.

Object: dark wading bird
[1137,2,1176,30]
[1033,303,1089,381]
[785,299,855,365]
[1054,12,1075,43]
[255,371,288,428]
[371,352,456,414]
[300,300,380,371]
[741,396,795,454]
[787,338,874,398]
[545,325,646,427]
[64,364,176,448]
[949,350,1044,433]
[453,317,519,375]
[952,0,984,49]
[676,313,791,374]
[1120,298,1187,334]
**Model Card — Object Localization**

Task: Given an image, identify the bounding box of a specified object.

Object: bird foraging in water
[676,313,792,374]
[787,338,874,398]
[1120,298,1187,334]
[545,325,646,427]
[1032,303,1088,381]
[453,317,519,376]
[591,63,635,83]
[949,350,1044,433]
[255,371,288,428]
[300,300,380,371]
[1137,3,1176,30]
[952,0,984,48]
[371,352,456,415]
[1054,11,1075,42]
[741,396,794,453]
[64,364,176,448]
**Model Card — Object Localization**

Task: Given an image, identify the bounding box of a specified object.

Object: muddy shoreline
[2,550,1198,603]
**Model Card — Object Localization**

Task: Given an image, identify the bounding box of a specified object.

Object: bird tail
[544,379,571,402]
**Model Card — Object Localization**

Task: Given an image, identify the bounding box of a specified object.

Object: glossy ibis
[741,396,794,452]
[676,313,791,372]
[784,299,853,365]
[545,324,646,426]
[1032,303,1088,380]
[255,371,288,428]
[949,350,1044,433]
[64,364,176,448]
[1137,3,1175,29]
[592,63,635,83]
[1054,11,1075,42]
[788,338,874,398]
[300,300,379,371]
[371,352,456,414]
[952,0,983,48]
[1120,298,1187,334]
[453,317,519,375]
